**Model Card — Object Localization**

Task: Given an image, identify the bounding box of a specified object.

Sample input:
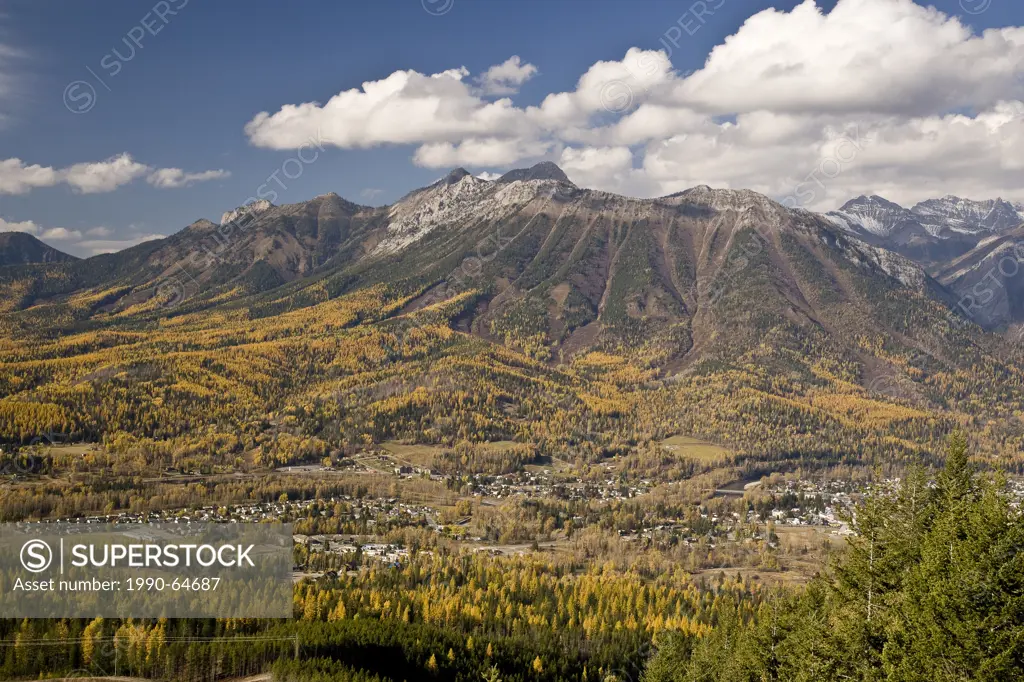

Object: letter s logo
[21,540,53,573]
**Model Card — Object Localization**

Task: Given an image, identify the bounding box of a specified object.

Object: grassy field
[659,435,731,462]
[380,441,446,468]
[381,440,524,468]
[35,443,99,457]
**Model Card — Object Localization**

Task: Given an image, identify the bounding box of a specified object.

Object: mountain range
[3,164,1024,465]
[825,194,1024,327]
[826,195,1024,251]
[8,173,1024,331]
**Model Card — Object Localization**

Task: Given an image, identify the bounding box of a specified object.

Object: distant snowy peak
[910,196,1023,236]
[220,199,274,226]
[826,194,1024,243]
[825,195,923,239]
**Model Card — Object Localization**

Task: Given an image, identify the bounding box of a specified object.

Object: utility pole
[294,634,300,659]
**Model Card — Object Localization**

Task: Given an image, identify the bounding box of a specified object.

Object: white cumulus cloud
[672,0,1024,117]
[0,158,61,194]
[0,215,166,256]
[0,216,43,235]
[0,217,81,245]
[64,153,151,194]
[476,56,538,95]
[242,0,1024,210]
[244,66,530,152]
[414,137,552,168]
[77,233,164,256]
[0,153,231,195]
[146,167,230,189]
[38,227,82,241]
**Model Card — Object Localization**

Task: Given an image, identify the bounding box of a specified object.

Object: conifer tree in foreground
[644,433,1024,682]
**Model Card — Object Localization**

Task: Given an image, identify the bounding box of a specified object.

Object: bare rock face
[220,199,274,227]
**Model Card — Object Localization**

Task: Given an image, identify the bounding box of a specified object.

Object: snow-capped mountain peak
[825,195,922,239]
[821,193,1024,268]
[910,196,1023,236]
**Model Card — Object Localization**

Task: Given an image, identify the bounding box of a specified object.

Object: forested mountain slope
[3,164,1024,469]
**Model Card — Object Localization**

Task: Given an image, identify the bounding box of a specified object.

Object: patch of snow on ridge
[920,221,947,239]
[826,210,893,237]
[824,213,855,233]
[854,214,889,237]
[825,210,893,236]
[858,243,925,287]
[371,174,563,257]
[827,224,925,288]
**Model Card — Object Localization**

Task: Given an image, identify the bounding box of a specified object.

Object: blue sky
[1,0,1023,256]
